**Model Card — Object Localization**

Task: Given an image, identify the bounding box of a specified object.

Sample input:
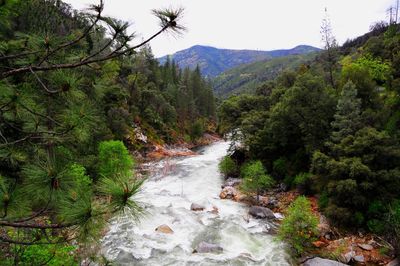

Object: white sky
[64,0,394,57]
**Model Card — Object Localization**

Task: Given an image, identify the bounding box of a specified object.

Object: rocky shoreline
[218,178,398,266]
[134,133,222,161]
[132,138,397,265]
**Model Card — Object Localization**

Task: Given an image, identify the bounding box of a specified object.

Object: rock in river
[248,206,275,219]
[302,257,349,266]
[221,178,242,188]
[155,224,174,234]
[190,203,205,211]
[219,186,238,199]
[193,241,223,253]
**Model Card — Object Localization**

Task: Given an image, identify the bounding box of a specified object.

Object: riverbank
[218,178,398,265]
[101,141,291,265]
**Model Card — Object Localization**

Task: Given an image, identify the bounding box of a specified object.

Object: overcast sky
[64,0,394,57]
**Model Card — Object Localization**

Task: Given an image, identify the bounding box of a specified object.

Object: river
[101,141,291,265]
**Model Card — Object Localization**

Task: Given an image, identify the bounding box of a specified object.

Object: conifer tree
[0,0,185,254]
[330,81,362,143]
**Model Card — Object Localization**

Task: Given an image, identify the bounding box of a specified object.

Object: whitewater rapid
[101,141,291,265]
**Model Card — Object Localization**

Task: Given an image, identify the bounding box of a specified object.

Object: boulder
[353,255,365,263]
[248,206,275,219]
[115,250,137,264]
[266,197,279,209]
[357,243,373,251]
[302,257,349,266]
[155,224,174,234]
[208,206,219,214]
[219,186,238,199]
[342,251,355,264]
[190,203,205,211]
[193,241,223,253]
[221,178,242,188]
[318,215,331,238]
[387,258,399,266]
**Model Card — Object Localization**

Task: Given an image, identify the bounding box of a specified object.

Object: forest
[0,0,215,264]
[0,0,399,265]
[218,19,400,258]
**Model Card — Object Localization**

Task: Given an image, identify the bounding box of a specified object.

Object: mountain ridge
[158,45,320,77]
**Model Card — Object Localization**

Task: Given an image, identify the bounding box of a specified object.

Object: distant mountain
[158,45,320,77]
[213,52,319,97]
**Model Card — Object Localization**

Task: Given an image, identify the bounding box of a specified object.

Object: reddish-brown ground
[223,186,396,265]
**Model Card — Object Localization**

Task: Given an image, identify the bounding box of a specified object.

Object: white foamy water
[101,141,291,265]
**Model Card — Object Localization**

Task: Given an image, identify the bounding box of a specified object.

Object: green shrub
[97,140,143,215]
[98,140,134,179]
[293,172,312,195]
[20,244,78,266]
[278,196,319,256]
[318,191,329,210]
[283,175,295,188]
[293,173,310,186]
[240,160,274,202]
[272,157,287,178]
[218,155,237,177]
[190,119,205,141]
[2,242,78,266]
[367,219,386,234]
[67,163,92,188]
[353,211,365,226]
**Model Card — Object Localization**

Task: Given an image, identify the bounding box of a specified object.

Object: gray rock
[193,241,223,253]
[248,206,275,219]
[342,251,355,264]
[190,203,205,211]
[318,215,331,237]
[357,243,373,251]
[278,183,288,192]
[115,250,137,264]
[221,178,242,188]
[302,257,349,266]
[353,255,365,263]
[387,258,399,266]
[267,197,279,209]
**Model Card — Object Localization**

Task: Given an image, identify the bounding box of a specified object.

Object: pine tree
[331,81,362,143]
[320,8,339,89]
[0,0,184,255]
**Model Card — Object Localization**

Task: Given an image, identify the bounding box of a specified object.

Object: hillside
[158,45,320,77]
[213,52,318,97]
[218,22,400,263]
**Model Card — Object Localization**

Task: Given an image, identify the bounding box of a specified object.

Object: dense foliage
[0,0,216,263]
[240,160,274,202]
[218,155,237,178]
[278,196,319,255]
[213,52,318,97]
[218,23,400,252]
[159,44,319,78]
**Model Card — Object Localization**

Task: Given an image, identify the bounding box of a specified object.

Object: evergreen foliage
[278,196,319,256]
[240,161,274,202]
[218,155,237,178]
[218,23,400,251]
[0,0,216,263]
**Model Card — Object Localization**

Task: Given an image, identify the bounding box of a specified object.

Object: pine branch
[1,7,184,79]
[0,234,76,245]
[37,1,104,66]
[0,220,75,229]
[0,51,41,62]
[29,67,62,94]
